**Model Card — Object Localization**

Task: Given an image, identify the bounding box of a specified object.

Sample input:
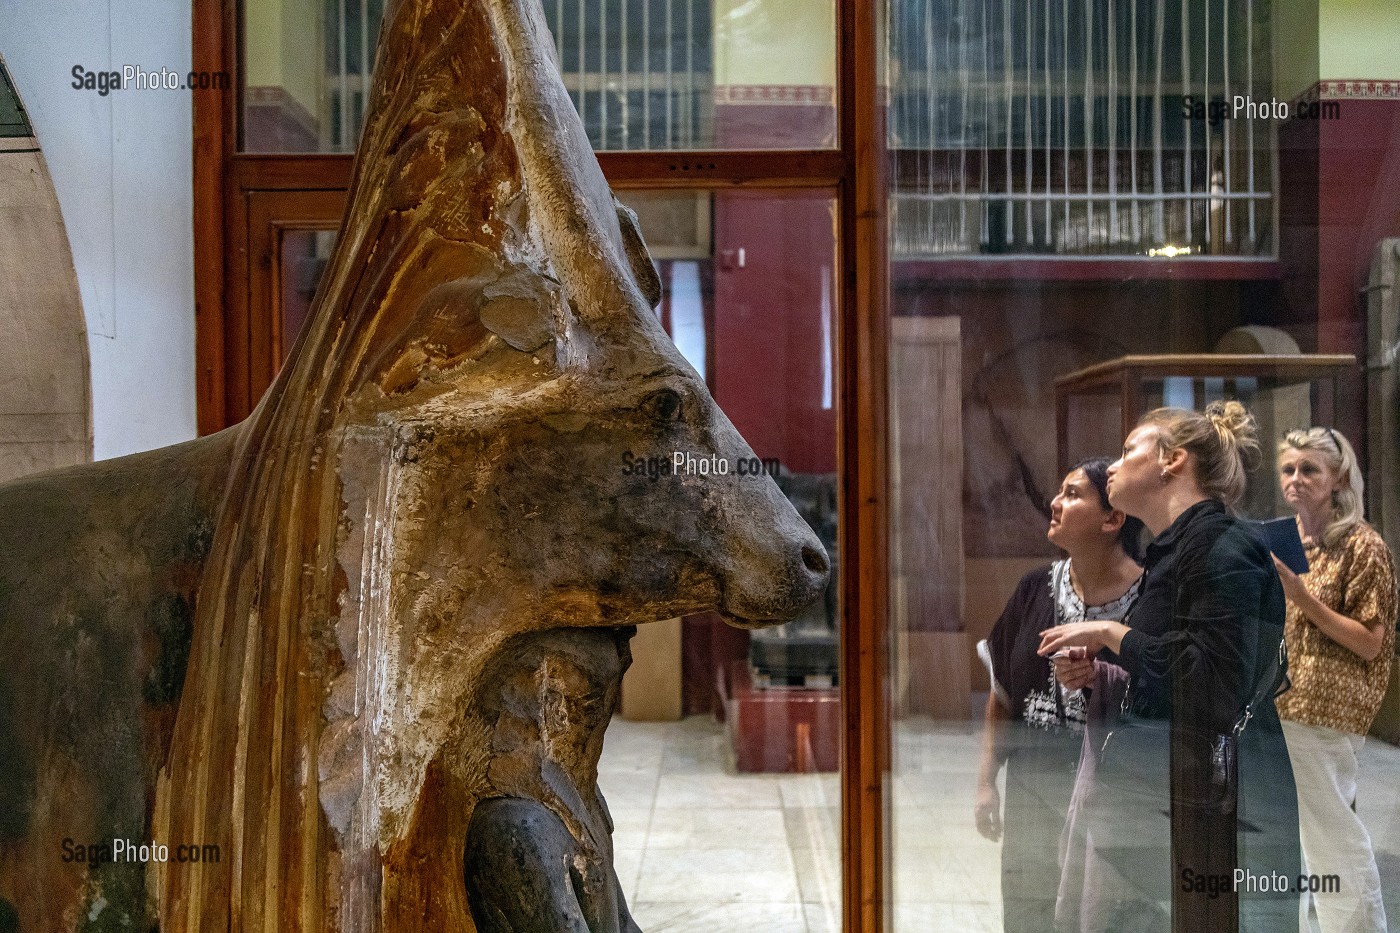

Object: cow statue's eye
[642,388,683,422]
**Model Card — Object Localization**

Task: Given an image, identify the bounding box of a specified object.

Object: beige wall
[713,0,835,87]
[245,0,324,120]
[1275,0,1320,100]
[1321,0,1400,80]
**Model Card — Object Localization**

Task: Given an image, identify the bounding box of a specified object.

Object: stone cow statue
[0,0,829,929]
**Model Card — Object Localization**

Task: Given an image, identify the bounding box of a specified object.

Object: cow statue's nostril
[802,543,830,576]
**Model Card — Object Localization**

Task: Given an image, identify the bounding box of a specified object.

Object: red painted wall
[711,189,838,475]
[1318,96,1400,354]
[683,104,838,717]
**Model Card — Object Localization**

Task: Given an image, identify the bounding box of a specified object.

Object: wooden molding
[837,0,889,929]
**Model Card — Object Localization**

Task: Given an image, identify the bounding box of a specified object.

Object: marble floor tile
[634,864,801,906]
[803,900,841,933]
[613,846,644,903]
[790,844,841,907]
[652,772,785,809]
[646,807,788,850]
[631,900,811,933]
[598,715,1400,931]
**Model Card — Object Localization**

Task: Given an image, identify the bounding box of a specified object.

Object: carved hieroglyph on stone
[0,1,828,931]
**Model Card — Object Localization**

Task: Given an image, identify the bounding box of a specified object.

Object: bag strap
[1231,635,1288,738]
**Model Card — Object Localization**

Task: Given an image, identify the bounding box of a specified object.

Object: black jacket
[1117,498,1288,735]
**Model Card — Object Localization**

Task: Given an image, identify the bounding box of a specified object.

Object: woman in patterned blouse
[1275,427,1397,933]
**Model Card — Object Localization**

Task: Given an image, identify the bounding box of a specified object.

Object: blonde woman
[1275,427,1396,933]
[1040,401,1299,933]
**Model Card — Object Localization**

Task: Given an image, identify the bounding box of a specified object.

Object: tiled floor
[598,716,842,933]
[599,715,1400,932]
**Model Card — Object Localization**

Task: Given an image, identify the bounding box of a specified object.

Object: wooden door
[889,316,967,718]
[225,188,347,424]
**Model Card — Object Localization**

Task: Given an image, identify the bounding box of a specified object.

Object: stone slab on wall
[0,64,90,483]
[0,0,196,460]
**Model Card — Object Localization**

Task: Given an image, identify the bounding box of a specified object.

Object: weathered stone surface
[0,1,828,930]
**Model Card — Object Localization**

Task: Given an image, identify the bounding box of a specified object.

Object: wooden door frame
[191,2,890,930]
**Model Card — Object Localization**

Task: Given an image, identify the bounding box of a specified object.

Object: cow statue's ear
[478,267,560,353]
[614,197,663,309]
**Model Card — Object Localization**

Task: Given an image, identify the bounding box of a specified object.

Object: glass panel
[599,189,842,931]
[887,0,1275,258]
[887,3,1399,933]
[278,229,337,361]
[242,0,836,152]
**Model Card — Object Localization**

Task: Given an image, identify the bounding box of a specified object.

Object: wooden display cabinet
[1054,354,1357,477]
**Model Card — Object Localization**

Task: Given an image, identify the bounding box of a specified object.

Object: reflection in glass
[279,229,337,362]
[887,0,1276,258]
[884,5,1400,933]
[243,0,836,152]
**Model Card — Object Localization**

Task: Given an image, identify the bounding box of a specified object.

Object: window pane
[888,0,1276,258]
[278,229,337,361]
[242,0,836,152]
[886,3,1399,933]
[600,189,842,931]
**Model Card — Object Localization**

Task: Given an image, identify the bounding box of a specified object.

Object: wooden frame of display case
[1054,354,1358,474]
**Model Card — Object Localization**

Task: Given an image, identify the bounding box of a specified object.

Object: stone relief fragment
[0,1,828,930]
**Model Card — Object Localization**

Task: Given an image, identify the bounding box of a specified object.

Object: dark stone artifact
[0,0,828,929]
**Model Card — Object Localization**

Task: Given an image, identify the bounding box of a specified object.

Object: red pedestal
[721,660,839,773]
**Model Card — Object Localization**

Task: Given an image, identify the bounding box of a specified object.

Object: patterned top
[980,559,1141,736]
[1276,521,1398,735]
[1024,560,1139,732]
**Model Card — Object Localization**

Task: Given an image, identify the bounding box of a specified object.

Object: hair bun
[1205,400,1261,471]
[1204,400,1256,443]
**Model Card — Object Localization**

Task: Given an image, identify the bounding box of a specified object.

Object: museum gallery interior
[1,0,1399,931]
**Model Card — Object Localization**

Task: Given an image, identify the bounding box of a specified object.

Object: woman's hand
[1051,647,1095,690]
[1272,554,1386,661]
[974,782,1002,841]
[1038,620,1113,657]
[1272,554,1309,604]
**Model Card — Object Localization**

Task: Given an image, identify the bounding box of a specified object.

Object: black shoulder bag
[1099,604,1289,816]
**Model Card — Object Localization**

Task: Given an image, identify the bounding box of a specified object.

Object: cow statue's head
[152,0,828,929]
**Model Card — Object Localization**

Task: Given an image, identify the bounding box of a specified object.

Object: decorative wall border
[1297,79,1400,104]
[713,84,835,106]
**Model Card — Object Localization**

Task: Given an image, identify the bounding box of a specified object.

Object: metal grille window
[889,0,1276,259]
[324,0,385,151]
[269,0,713,153]
[546,0,713,150]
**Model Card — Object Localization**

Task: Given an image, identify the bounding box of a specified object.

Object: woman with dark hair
[974,458,1144,932]
[1040,401,1300,933]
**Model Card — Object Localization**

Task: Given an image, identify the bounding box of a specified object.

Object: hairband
[1323,427,1340,451]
